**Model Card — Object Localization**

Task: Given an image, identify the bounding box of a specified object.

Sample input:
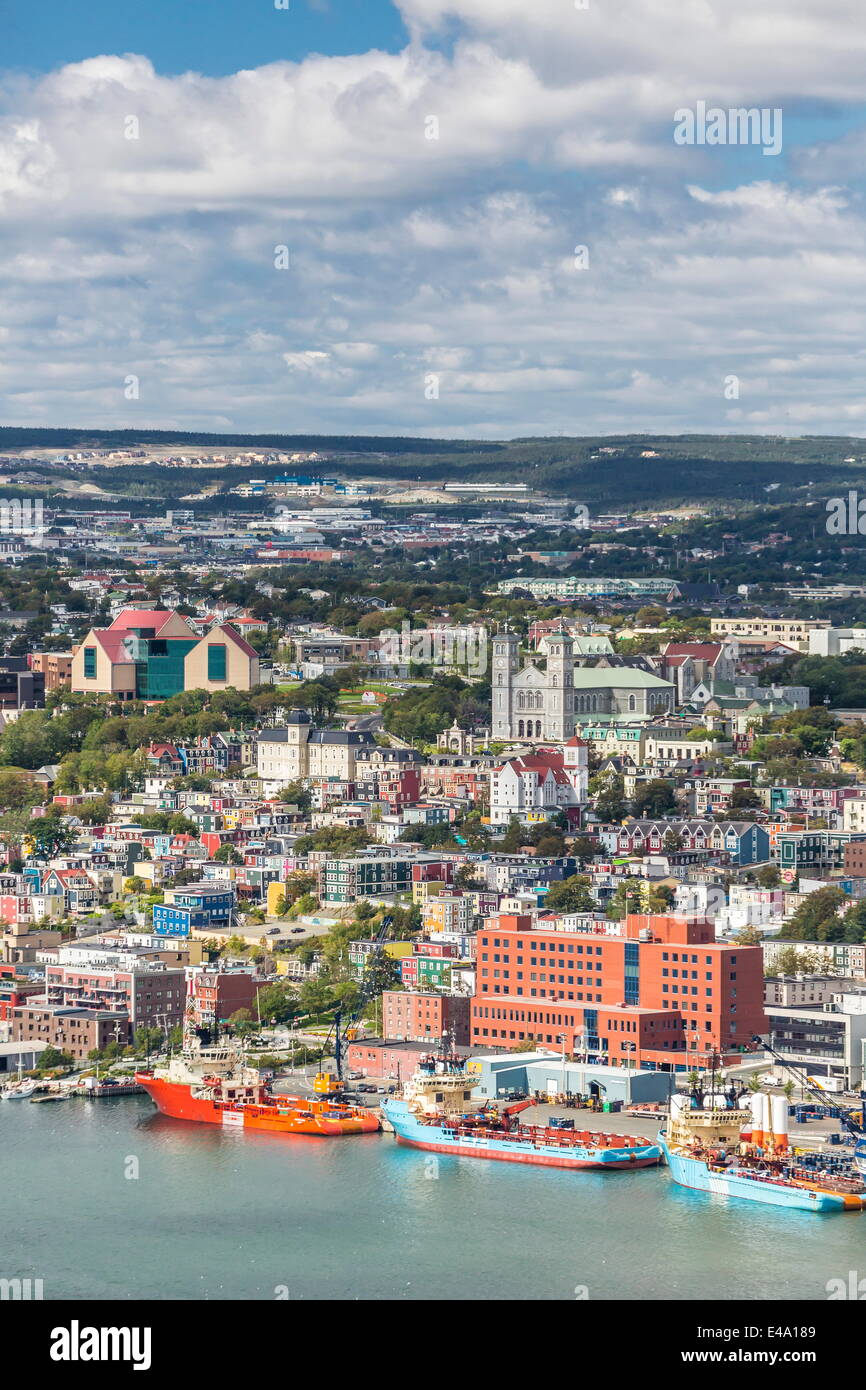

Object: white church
[491,632,675,742]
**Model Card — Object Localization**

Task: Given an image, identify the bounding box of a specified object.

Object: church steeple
[544,632,574,741]
[491,632,518,740]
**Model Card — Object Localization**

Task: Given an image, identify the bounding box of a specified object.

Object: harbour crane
[314,914,394,1095]
[750,1033,866,1173]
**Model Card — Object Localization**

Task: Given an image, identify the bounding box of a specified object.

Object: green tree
[786,887,848,942]
[606,880,646,920]
[255,982,298,1025]
[632,779,677,819]
[544,874,595,913]
[755,864,781,888]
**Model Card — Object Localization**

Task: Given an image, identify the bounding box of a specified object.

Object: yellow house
[412,879,447,907]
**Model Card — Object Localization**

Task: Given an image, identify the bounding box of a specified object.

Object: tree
[501,816,524,854]
[544,874,595,913]
[36,1045,72,1072]
[593,775,629,822]
[454,863,483,891]
[27,813,78,859]
[213,844,242,864]
[606,880,646,920]
[755,864,781,888]
[734,925,763,945]
[769,945,823,976]
[298,978,336,1017]
[278,779,312,813]
[220,934,249,956]
[570,835,599,866]
[647,884,675,912]
[632,779,677,819]
[786,887,848,942]
[361,951,402,996]
[254,982,297,1025]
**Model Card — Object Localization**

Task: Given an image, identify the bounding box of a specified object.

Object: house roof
[215,622,259,659]
[108,609,184,634]
[573,667,674,689]
[93,631,134,663]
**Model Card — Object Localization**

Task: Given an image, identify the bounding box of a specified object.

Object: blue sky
[1,0,865,438]
[0,0,410,76]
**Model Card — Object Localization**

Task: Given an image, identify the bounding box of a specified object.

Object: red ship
[136,1046,380,1136]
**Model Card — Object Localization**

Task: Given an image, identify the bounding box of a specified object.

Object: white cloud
[1,3,865,433]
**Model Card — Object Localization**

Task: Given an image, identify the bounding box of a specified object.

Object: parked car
[291,927,305,934]
[265,927,281,935]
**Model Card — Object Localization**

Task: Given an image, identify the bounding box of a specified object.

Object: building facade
[470,912,767,1070]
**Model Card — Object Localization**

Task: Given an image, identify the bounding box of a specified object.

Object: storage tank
[750,1092,765,1148]
[771,1092,789,1153]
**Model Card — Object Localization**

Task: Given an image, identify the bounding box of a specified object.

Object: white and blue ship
[381,1050,661,1172]
[660,1092,866,1213]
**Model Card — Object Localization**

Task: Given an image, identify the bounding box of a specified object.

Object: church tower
[491,633,518,740]
[284,707,313,777]
[544,633,575,741]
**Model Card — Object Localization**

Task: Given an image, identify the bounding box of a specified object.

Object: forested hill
[2,428,866,506]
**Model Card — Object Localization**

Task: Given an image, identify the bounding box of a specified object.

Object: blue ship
[661,1094,866,1213]
[381,1048,661,1171]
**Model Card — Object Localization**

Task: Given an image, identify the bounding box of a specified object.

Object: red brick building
[45,963,186,1035]
[345,1038,438,1080]
[0,963,43,1021]
[12,1003,129,1059]
[382,991,470,1046]
[471,912,767,1071]
[187,968,258,1029]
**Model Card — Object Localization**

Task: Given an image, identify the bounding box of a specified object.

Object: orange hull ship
[136,1046,380,1137]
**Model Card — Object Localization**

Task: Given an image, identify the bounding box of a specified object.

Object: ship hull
[135,1075,379,1135]
[658,1136,863,1212]
[383,1100,661,1169]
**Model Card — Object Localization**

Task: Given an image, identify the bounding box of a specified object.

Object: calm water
[4,1096,866,1300]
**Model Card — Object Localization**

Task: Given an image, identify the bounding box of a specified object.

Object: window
[208,644,228,682]
[83,646,97,679]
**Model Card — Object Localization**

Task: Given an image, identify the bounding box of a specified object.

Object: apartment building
[44,961,186,1033]
[470,912,767,1070]
[710,617,829,649]
[382,990,471,1046]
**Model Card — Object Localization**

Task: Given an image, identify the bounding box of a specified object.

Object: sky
[1,0,866,438]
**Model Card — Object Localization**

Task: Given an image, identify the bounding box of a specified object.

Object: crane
[314,914,394,1095]
[750,1033,866,1172]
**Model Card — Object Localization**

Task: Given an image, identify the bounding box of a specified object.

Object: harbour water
[5,1096,866,1300]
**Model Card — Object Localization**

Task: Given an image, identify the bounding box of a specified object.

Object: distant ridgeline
[0,428,865,506]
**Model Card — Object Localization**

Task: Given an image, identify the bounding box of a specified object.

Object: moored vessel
[659,1091,866,1213]
[2,1080,37,1100]
[382,1047,661,1170]
[136,1045,380,1136]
